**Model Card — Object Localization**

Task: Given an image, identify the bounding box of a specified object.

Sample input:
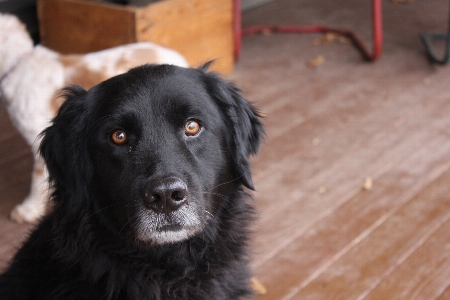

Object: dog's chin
[136,227,202,247]
[133,208,204,247]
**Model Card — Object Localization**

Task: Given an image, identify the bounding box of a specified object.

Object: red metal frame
[234,0,383,62]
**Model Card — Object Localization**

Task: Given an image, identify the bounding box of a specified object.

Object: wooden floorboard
[438,286,450,300]
[253,135,450,299]
[289,166,450,300]
[1,0,450,299]
[365,217,450,299]
[251,85,450,264]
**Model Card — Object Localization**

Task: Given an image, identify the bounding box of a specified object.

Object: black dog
[0,64,264,300]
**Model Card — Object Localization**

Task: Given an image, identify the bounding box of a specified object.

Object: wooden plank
[286,159,450,300]
[0,179,32,216]
[251,85,450,263]
[0,131,31,167]
[363,218,450,300]
[38,0,136,54]
[135,0,234,73]
[0,145,31,169]
[0,225,31,273]
[0,153,33,191]
[0,178,34,272]
[253,135,450,299]
[437,286,450,300]
[253,67,450,174]
[38,0,234,73]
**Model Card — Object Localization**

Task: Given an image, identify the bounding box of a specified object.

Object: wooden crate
[37,0,234,73]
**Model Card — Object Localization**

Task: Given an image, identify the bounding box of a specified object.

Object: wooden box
[37,0,234,73]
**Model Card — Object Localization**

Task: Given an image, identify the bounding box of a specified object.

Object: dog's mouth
[133,206,204,246]
[156,223,183,232]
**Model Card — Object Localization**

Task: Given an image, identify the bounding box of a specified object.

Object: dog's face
[40,64,264,248]
[87,66,237,246]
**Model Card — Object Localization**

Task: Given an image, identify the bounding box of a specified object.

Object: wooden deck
[2,0,450,299]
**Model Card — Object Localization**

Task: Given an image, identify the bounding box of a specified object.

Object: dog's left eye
[185,120,201,136]
[111,130,128,145]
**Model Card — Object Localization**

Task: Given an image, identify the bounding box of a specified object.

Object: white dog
[0,13,188,223]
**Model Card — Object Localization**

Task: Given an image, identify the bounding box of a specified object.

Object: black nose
[143,177,188,214]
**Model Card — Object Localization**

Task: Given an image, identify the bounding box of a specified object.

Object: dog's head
[40,64,264,247]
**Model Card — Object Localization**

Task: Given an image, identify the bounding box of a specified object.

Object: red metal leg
[234,0,383,62]
[370,0,383,60]
[233,0,242,59]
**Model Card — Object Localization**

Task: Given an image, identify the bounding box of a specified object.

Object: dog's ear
[39,86,91,211]
[201,66,265,190]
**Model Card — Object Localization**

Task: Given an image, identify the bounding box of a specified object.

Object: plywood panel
[38,0,136,54]
[38,0,234,73]
[135,0,234,72]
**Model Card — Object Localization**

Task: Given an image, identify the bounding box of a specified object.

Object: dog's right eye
[185,120,201,136]
[111,130,128,145]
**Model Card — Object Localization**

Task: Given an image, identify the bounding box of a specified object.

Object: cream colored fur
[0,13,188,223]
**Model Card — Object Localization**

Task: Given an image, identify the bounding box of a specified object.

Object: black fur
[0,64,264,300]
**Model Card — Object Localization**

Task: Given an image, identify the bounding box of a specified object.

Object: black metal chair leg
[420,1,450,65]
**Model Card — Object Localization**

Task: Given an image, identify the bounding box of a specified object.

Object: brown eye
[111,130,128,145]
[185,120,201,136]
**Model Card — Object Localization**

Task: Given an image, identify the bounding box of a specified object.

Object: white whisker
[86,203,119,218]
[204,210,217,222]
[205,176,242,192]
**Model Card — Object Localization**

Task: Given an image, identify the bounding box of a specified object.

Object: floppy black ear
[39,86,92,212]
[201,67,265,190]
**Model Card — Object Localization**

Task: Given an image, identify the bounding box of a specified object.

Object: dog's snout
[143,177,188,214]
